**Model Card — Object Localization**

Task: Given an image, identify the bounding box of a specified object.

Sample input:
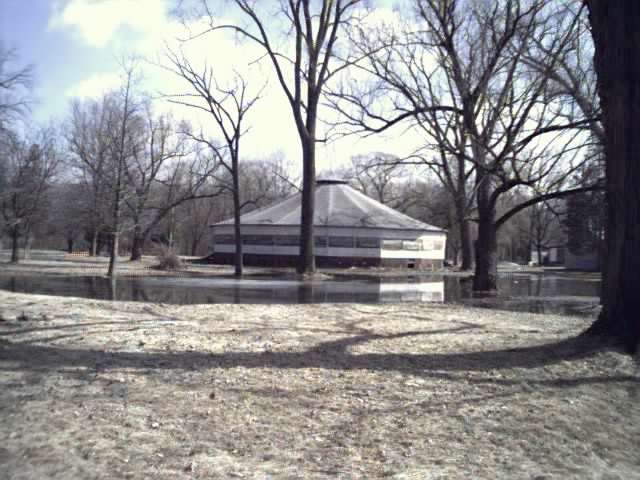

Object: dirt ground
[0,276,638,479]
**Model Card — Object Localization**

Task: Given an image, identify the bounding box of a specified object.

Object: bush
[155,246,183,271]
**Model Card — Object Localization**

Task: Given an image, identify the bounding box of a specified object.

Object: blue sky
[2,0,113,122]
[1,0,411,172]
[1,0,170,123]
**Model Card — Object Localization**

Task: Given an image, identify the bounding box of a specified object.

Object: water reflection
[0,272,600,316]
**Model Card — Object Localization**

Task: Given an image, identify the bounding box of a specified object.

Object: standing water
[0,271,600,316]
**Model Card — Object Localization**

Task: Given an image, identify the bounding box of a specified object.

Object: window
[329,236,355,248]
[356,237,380,248]
[314,236,328,248]
[382,239,423,251]
[382,240,402,250]
[433,242,443,251]
[402,240,421,251]
[274,235,300,246]
[242,235,274,246]
[215,235,235,245]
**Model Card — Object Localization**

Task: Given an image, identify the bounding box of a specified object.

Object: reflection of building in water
[378,281,444,303]
[208,179,447,270]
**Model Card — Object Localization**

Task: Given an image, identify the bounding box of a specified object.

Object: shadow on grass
[0,325,635,389]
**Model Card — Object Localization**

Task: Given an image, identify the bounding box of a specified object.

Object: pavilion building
[208,179,447,269]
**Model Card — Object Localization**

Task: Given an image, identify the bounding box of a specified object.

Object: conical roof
[213,180,444,232]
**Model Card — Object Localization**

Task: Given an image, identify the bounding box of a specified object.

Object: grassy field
[0,283,638,479]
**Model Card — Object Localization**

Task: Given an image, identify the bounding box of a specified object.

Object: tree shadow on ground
[0,324,636,389]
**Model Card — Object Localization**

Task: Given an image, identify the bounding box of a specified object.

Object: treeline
[2,0,604,285]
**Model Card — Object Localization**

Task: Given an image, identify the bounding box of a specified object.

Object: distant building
[208,179,447,269]
[529,246,566,266]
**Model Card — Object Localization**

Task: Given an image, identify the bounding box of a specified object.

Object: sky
[1,0,413,174]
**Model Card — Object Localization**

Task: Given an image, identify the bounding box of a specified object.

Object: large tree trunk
[473,171,498,291]
[585,1,640,353]
[455,157,473,271]
[130,233,145,262]
[10,227,19,264]
[130,223,145,261]
[298,139,316,275]
[190,236,200,257]
[473,215,498,291]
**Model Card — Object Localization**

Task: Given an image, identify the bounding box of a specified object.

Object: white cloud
[65,72,122,98]
[49,0,169,48]
[51,1,417,172]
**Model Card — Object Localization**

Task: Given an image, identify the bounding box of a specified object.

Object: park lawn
[0,289,638,479]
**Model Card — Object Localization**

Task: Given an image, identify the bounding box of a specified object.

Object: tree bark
[130,229,145,262]
[10,227,19,264]
[107,231,119,278]
[190,237,199,257]
[456,197,473,271]
[585,0,640,353]
[455,154,473,270]
[473,215,498,291]
[232,152,243,277]
[89,230,98,256]
[473,170,498,291]
[298,138,316,275]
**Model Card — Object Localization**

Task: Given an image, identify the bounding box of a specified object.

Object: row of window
[215,235,443,251]
[216,235,379,248]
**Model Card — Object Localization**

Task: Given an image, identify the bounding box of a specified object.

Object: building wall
[210,225,446,263]
[205,252,444,270]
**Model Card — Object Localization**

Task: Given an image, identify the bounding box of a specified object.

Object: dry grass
[0,289,638,479]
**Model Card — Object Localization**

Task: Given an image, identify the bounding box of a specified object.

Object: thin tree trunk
[67,237,74,254]
[537,244,543,267]
[585,0,640,353]
[90,230,98,256]
[107,231,119,277]
[107,173,123,277]
[232,152,243,277]
[455,157,473,270]
[10,228,19,264]
[458,214,473,271]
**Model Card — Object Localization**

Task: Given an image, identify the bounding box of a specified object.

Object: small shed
[208,179,447,269]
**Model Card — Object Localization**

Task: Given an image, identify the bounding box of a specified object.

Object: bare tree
[584,1,640,354]
[121,103,219,262]
[68,66,140,277]
[524,200,564,266]
[346,152,407,207]
[164,49,261,276]
[0,44,32,135]
[46,181,87,253]
[328,5,477,270]
[239,153,300,210]
[0,129,60,262]
[67,95,114,256]
[191,0,363,274]
[333,0,597,289]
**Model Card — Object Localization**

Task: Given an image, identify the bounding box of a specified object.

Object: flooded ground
[0,270,601,316]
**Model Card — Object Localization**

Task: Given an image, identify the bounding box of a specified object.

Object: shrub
[155,246,183,271]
